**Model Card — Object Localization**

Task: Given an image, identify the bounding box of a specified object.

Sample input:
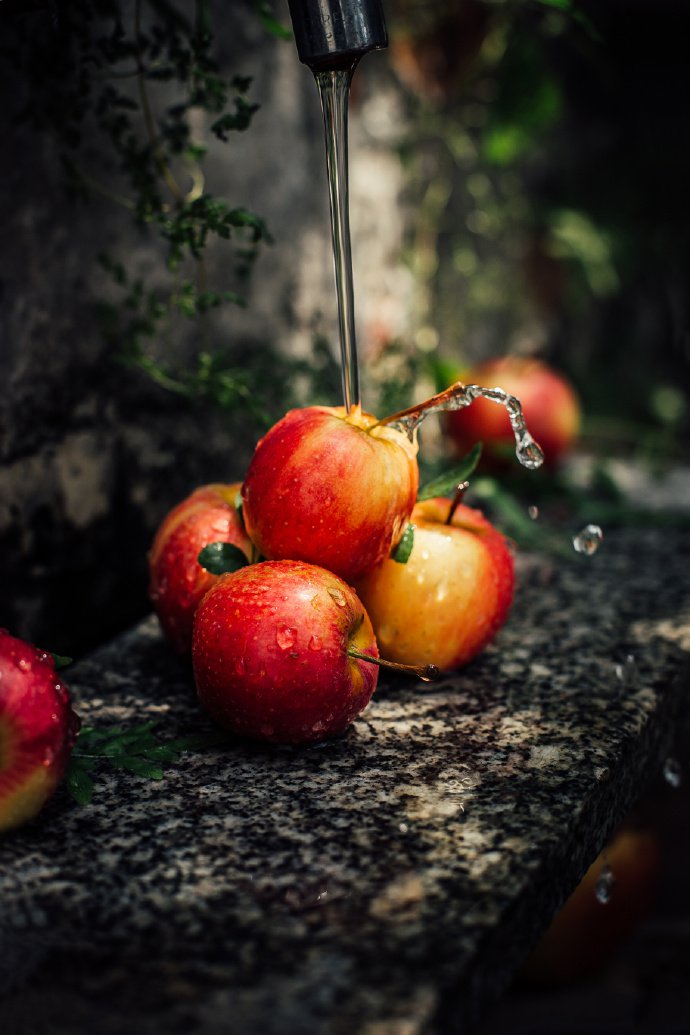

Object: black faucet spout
[286,0,388,71]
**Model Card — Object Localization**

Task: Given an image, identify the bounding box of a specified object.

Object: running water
[380,381,545,470]
[315,68,360,411]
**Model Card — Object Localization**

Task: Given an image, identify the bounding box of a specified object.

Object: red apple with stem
[0,630,80,833]
[446,356,580,467]
[355,496,515,672]
[192,560,384,744]
[241,405,419,584]
[148,482,253,654]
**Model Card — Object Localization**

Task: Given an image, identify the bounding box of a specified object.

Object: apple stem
[347,647,440,683]
[377,382,465,429]
[445,481,470,525]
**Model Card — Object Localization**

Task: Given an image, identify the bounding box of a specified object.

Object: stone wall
[0,1,408,656]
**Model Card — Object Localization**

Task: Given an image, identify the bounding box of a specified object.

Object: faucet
[286,0,388,70]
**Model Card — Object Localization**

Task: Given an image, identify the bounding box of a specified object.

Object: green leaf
[254,0,293,40]
[142,746,181,762]
[392,524,415,564]
[50,653,73,669]
[417,445,483,502]
[64,759,95,806]
[198,541,250,575]
[164,731,231,752]
[112,757,165,780]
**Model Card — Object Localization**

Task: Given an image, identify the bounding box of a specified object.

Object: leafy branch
[65,721,230,805]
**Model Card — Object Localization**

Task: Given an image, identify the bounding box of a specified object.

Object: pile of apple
[1,359,578,832]
[149,397,520,746]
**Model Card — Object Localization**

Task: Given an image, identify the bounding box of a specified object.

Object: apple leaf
[198,541,250,575]
[391,523,415,564]
[50,653,73,669]
[417,444,483,502]
[64,758,95,806]
[64,723,232,805]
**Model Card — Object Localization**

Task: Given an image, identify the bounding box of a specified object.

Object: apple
[521,825,661,985]
[446,356,581,467]
[148,482,253,654]
[355,498,514,671]
[192,559,380,744]
[0,630,80,833]
[241,405,419,584]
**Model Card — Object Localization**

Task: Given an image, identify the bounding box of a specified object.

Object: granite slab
[2,527,690,1035]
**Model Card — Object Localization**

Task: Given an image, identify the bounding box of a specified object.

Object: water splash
[381,382,544,470]
[663,756,682,789]
[595,862,615,904]
[573,523,604,556]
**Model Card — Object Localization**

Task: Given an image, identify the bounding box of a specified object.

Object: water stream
[315,68,360,411]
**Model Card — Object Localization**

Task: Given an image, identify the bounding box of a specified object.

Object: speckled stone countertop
[2,528,690,1035]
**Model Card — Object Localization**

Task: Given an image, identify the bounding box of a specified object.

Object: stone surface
[2,526,689,1034]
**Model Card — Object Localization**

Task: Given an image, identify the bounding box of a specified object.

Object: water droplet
[515,433,545,470]
[234,656,247,676]
[399,822,409,834]
[17,658,30,673]
[615,653,637,685]
[275,625,297,650]
[308,635,322,652]
[663,756,682,789]
[573,523,604,556]
[528,505,539,521]
[595,863,615,904]
[42,747,56,768]
[328,587,347,608]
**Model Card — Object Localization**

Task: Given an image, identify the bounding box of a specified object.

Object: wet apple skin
[0,630,79,833]
[241,406,419,583]
[149,482,252,654]
[356,500,514,671]
[192,560,379,744]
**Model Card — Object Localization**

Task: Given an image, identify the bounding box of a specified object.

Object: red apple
[241,405,419,583]
[0,630,80,833]
[355,498,514,671]
[521,826,661,985]
[446,357,581,467]
[148,482,253,654]
[192,560,380,744]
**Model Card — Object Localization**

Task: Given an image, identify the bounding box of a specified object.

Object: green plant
[3,0,308,425]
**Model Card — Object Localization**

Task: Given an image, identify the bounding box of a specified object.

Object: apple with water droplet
[355,499,514,671]
[148,483,253,654]
[446,357,581,467]
[241,405,419,583]
[0,630,80,833]
[192,560,380,744]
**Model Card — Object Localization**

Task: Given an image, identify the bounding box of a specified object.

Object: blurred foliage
[1,0,340,439]
[375,0,690,463]
[3,0,688,469]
